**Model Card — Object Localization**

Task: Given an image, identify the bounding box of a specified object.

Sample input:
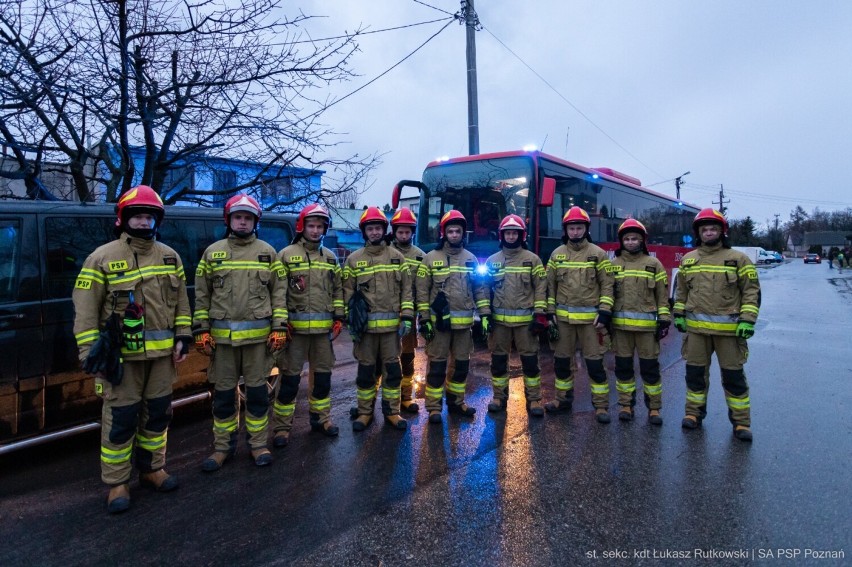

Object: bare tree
[1,0,378,207]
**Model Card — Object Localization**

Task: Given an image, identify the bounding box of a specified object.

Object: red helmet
[439,209,467,237]
[390,207,417,228]
[693,208,728,235]
[115,185,164,228]
[498,214,527,241]
[562,206,590,226]
[296,203,330,235]
[359,206,389,231]
[618,218,647,240]
[224,194,261,224]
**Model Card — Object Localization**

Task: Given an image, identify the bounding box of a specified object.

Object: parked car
[804,253,821,264]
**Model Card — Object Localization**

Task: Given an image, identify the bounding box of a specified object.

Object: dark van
[0,201,295,454]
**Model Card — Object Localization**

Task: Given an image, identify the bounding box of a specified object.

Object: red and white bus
[392,149,700,289]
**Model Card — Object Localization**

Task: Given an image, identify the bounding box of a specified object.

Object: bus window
[157,218,211,286]
[260,221,294,253]
[45,217,113,299]
[0,222,20,303]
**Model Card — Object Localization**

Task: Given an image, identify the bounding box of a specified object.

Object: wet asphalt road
[1,260,850,566]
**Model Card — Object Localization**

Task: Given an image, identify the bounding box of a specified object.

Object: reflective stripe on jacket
[673,244,760,335]
[277,241,343,334]
[485,247,547,326]
[343,242,414,333]
[193,235,286,345]
[416,243,490,329]
[73,234,191,361]
[611,251,670,331]
[546,241,614,324]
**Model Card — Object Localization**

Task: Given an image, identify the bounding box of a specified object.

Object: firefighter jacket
[546,240,615,324]
[392,241,425,310]
[343,242,414,333]
[277,239,344,334]
[193,234,286,345]
[610,251,671,332]
[73,234,192,362]
[484,246,547,326]
[673,243,760,335]
[416,243,490,329]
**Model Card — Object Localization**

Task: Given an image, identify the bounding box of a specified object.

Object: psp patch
[108,260,129,272]
[211,251,228,260]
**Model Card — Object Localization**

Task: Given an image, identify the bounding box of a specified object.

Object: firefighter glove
[430,291,451,332]
[419,319,435,342]
[481,314,493,339]
[267,331,288,352]
[547,319,560,342]
[674,316,687,333]
[176,335,192,356]
[529,313,549,335]
[655,319,671,341]
[330,318,344,341]
[398,319,413,337]
[195,331,215,356]
[595,309,612,330]
[736,320,755,339]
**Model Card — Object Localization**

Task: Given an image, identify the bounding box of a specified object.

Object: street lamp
[675,171,691,201]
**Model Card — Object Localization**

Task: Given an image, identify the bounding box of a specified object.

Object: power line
[286,17,454,44]
[411,0,458,17]
[480,25,666,180]
[299,18,455,123]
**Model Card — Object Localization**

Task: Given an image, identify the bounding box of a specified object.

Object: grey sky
[294,1,852,229]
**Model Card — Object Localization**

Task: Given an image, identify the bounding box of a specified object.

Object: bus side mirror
[391,180,427,209]
[539,177,555,207]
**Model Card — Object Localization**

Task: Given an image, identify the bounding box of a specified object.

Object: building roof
[803,231,849,246]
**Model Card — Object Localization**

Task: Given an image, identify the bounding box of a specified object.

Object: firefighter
[544,206,616,423]
[271,204,344,444]
[484,215,548,416]
[73,185,192,514]
[193,195,287,472]
[673,208,760,442]
[343,207,414,431]
[416,210,490,423]
[610,219,671,425]
[388,207,426,412]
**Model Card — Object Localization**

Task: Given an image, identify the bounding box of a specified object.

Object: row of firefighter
[72,186,759,515]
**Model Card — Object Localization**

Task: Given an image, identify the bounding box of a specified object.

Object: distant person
[836,251,845,272]
[610,219,670,425]
[342,207,414,432]
[484,215,548,416]
[73,186,192,514]
[544,206,616,423]
[673,208,760,442]
[827,250,834,270]
[193,195,286,472]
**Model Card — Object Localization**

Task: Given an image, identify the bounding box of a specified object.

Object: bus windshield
[421,156,533,258]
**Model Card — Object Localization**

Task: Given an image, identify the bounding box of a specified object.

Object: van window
[0,221,20,303]
[45,217,113,298]
[157,218,212,284]
[260,222,293,253]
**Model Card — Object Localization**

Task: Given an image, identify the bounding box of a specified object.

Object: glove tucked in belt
[194,331,215,356]
[267,330,288,352]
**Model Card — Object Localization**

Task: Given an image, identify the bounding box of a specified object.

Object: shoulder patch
[356,260,368,268]
[163,256,177,266]
[74,278,92,290]
[683,258,697,266]
[258,254,271,263]
[490,262,502,269]
[211,251,227,260]
[432,260,444,267]
[645,266,657,273]
[587,256,597,262]
[555,254,566,261]
[327,258,336,265]
[523,261,532,267]
[605,265,621,273]
[108,260,129,272]
[391,258,401,265]
[465,261,475,268]
[289,255,303,263]
[724,260,738,267]
[416,255,423,261]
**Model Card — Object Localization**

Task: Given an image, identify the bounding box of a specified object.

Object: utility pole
[675,171,690,201]
[460,0,480,155]
[713,184,729,215]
